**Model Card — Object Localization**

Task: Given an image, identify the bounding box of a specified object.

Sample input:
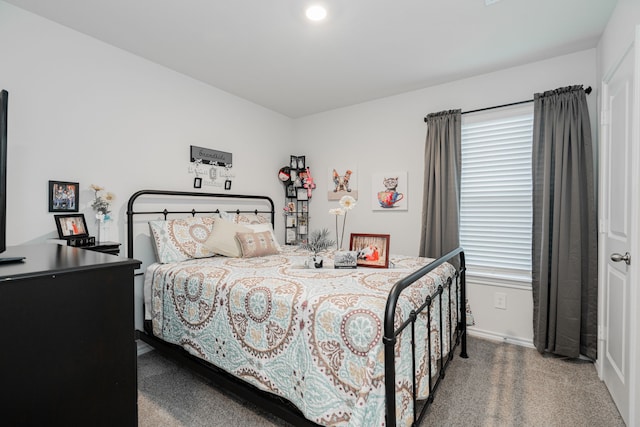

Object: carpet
[137,336,624,426]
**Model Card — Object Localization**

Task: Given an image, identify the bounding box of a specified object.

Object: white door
[599,29,640,426]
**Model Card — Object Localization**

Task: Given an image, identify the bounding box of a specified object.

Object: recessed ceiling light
[306,5,327,21]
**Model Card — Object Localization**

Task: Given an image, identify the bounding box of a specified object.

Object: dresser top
[0,243,140,281]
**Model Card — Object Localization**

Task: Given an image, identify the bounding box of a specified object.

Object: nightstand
[84,241,121,255]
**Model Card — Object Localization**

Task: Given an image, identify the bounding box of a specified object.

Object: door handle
[610,252,631,265]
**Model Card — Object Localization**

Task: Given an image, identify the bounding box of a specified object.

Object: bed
[128,190,467,426]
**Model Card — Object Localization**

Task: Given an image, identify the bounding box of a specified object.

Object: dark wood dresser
[0,244,141,426]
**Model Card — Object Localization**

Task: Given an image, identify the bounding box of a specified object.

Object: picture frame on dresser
[350,233,390,268]
[54,213,89,239]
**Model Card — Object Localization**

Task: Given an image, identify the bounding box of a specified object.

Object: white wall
[0,1,294,329]
[0,1,293,247]
[295,50,598,345]
[598,0,640,82]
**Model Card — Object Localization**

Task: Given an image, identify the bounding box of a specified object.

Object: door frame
[597,25,640,426]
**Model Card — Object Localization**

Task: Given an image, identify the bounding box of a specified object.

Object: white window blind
[460,105,533,281]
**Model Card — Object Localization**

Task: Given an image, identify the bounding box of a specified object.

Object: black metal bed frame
[127,189,467,426]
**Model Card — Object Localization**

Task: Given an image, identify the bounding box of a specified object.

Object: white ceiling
[5,0,618,118]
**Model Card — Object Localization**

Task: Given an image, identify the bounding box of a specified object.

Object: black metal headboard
[126,189,275,260]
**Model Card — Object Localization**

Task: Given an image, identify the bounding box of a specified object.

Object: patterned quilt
[145,246,459,426]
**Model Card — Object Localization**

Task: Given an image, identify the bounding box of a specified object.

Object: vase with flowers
[329,195,357,250]
[90,184,115,243]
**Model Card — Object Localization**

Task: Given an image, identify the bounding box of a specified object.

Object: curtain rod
[423,86,592,122]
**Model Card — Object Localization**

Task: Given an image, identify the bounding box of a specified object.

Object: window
[460,105,533,283]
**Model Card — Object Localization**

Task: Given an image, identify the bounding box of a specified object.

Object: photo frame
[287,184,296,197]
[349,233,390,268]
[296,187,309,201]
[193,177,202,188]
[48,180,79,212]
[54,213,89,239]
[296,156,306,169]
[286,229,297,244]
[289,155,306,170]
[334,251,358,269]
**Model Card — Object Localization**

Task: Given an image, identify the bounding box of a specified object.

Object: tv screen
[0,89,7,254]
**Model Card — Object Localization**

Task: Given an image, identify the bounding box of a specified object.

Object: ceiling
[5,0,618,118]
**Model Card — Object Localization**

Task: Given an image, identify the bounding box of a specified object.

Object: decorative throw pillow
[243,222,282,251]
[236,230,280,258]
[204,219,251,258]
[148,216,216,263]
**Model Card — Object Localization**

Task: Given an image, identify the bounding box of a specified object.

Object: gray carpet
[137,336,625,427]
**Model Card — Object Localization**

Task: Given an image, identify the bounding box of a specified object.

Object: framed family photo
[48,180,78,212]
[349,233,390,268]
[54,213,89,239]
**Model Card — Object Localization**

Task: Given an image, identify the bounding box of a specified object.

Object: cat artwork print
[382,176,398,191]
[372,171,407,211]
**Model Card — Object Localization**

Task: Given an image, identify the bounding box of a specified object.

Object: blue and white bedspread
[144,246,459,426]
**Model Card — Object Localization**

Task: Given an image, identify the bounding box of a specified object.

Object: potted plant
[302,228,335,268]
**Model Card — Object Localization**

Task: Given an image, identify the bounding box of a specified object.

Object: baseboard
[467,326,534,349]
[137,340,154,356]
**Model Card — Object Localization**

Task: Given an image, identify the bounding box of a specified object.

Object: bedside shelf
[83,241,121,256]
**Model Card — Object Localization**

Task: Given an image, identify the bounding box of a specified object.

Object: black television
[0,89,25,263]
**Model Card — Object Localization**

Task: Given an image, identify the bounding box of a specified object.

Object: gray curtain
[419,110,462,261]
[532,85,597,359]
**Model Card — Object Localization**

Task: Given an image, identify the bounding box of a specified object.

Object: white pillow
[204,219,251,257]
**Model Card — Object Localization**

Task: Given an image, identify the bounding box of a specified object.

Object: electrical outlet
[494,292,507,310]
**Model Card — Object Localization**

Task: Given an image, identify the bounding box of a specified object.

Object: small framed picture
[54,213,89,239]
[297,156,306,169]
[286,184,296,198]
[296,188,309,201]
[286,215,296,227]
[194,177,202,188]
[224,180,232,190]
[350,233,390,268]
[48,180,79,212]
[334,251,358,269]
[290,155,298,169]
[286,229,297,244]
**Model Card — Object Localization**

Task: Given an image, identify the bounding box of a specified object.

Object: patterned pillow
[243,222,282,251]
[149,216,216,263]
[235,214,270,225]
[236,230,280,258]
[204,219,251,258]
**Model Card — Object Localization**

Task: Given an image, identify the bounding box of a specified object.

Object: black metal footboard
[384,247,467,426]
